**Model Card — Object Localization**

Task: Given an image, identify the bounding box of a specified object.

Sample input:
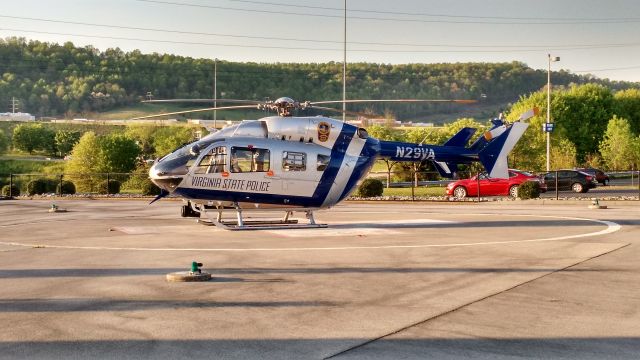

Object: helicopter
[135,97,535,230]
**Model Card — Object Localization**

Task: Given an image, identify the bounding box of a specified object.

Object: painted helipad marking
[0,215,621,252]
[265,219,455,238]
[110,225,201,235]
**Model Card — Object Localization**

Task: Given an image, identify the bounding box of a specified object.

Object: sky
[1,0,640,82]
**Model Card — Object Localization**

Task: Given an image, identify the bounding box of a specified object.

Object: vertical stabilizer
[478,122,529,178]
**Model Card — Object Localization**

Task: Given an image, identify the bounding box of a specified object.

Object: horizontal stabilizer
[433,161,459,178]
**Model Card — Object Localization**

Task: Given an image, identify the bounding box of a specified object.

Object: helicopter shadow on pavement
[328,219,597,230]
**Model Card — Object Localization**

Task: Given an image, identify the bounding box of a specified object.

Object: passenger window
[252,148,270,172]
[283,151,306,171]
[230,147,270,173]
[195,146,226,174]
[317,154,330,171]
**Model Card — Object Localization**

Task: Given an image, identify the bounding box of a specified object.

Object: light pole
[546,54,560,172]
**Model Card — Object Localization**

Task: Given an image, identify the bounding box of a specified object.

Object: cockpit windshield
[155,137,224,177]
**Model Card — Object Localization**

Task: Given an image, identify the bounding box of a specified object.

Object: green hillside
[1,36,638,122]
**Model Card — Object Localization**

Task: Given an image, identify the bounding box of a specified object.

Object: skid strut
[196,204,327,230]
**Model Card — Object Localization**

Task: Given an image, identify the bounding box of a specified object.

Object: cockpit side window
[283,151,306,171]
[230,147,270,173]
[195,146,227,174]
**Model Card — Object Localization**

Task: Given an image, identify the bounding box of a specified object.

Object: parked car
[543,170,597,193]
[575,168,610,185]
[446,169,546,199]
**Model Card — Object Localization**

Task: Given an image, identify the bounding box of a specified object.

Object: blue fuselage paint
[310,124,357,205]
[337,137,380,202]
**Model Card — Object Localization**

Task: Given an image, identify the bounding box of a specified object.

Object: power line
[4,15,639,49]
[575,65,640,72]
[2,28,639,53]
[0,15,337,45]
[225,0,640,22]
[135,0,640,24]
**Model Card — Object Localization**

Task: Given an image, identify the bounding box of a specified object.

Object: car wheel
[572,182,584,193]
[453,186,467,199]
[509,185,519,198]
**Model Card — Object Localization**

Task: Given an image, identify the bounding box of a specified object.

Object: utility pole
[342,0,347,122]
[10,97,19,113]
[214,58,218,131]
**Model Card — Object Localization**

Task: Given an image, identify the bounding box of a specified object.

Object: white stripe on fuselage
[488,122,529,178]
[321,136,367,207]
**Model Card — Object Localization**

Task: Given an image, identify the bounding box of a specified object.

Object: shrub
[26,179,49,195]
[356,178,384,198]
[122,163,152,192]
[140,179,162,196]
[56,180,76,195]
[518,181,541,200]
[99,179,121,194]
[1,184,19,197]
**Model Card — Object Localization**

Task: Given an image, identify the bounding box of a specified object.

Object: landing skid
[196,205,327,231]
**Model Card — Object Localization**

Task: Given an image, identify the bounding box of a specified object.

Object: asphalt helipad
[1,199,639,359]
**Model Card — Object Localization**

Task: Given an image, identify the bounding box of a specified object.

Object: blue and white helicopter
[136,97,535,230]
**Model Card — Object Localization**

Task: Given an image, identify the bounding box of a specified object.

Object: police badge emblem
[317,122,330,142]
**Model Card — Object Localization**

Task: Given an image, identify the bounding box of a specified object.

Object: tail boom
[376,121,529,179]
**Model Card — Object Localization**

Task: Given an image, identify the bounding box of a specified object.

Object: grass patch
[0,159,56,174]
[382,186,446,197]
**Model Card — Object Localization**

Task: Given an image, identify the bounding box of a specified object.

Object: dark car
[446,169,546,199]
[575,168,610,185]
[543,170,597,193]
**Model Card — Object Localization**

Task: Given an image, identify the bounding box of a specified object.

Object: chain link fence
[1,168,639,198]
[0,171,157,197]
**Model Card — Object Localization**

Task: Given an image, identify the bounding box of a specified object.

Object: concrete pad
[0,199,638,359]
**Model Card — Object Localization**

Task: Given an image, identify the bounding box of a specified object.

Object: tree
[98,133,140,173]
[125,124,159,156]
[64,132,102,192]
[599,116,639,170]
[64,132,140,192]
[12,123,55,154]
[152,126,195,158]
[613,88,640,136]
[0,129,8,154]
[550,136,577,169]
[54,130,81,157]
[552,84,613,162]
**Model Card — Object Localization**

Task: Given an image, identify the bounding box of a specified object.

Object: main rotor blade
[131,104,258,120]
[142,99,261,104]
[310,99,477,105]
[310,105,380,119]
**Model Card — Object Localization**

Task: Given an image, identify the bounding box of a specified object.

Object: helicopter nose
[149,163,184,193]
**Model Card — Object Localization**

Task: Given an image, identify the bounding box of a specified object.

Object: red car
[446,169,546,199]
